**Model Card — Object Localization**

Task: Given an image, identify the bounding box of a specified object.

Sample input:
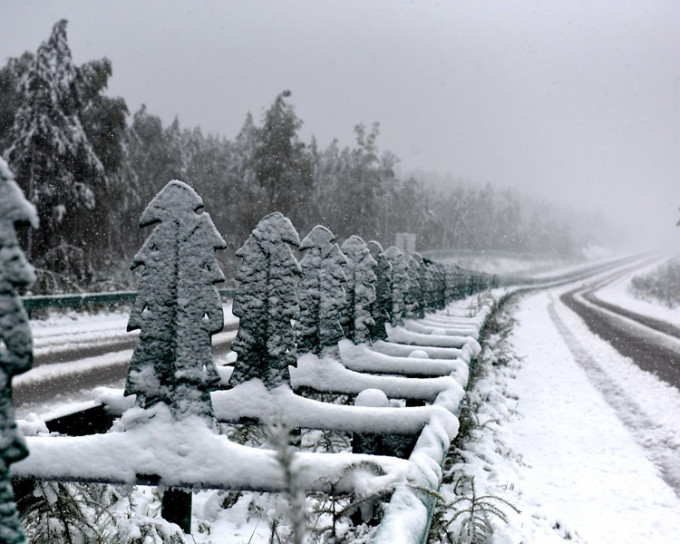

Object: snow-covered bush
[629,259,680,308]
[367,241,392,342]
[0,157,38,544]
[125,180,226,422]
[297,225,347,355]
[340,235,377,344]
[229,212,301,389]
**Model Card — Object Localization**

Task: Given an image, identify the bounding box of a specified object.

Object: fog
[2,0,678,250]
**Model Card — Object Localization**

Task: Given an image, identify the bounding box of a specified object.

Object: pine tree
[297,225,347,355]
[383,246,410,327]
[0,158,38,544]
[4,20,105,275]
[125,180,226,422]
[340,235,377,344]
[366,240,392,341]
[228,212,301,389]
[252,90,316,231]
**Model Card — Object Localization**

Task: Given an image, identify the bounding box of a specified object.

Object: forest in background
[0,20,608,293]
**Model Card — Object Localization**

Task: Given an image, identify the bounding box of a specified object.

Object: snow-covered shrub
[382,246,410,327]
[629,259,680,308]
[229,212,301,389]
[297,225,347,355]
[0,157,38,544]
[340,235,377,344]
[367,241,392,342]
[125,180,226,422]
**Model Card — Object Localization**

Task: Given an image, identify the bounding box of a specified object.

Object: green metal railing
[22,289,238,314]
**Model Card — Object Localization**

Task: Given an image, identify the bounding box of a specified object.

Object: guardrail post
[0,158,38,543]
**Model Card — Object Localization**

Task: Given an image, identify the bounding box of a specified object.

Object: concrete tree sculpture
[0,158,38,544]
[383,246,410,327]
[340,235,377,344]
[367,241,392,342]
[228,212,301,389]
[125,180,226,422]
[405,252,426,319]
[297,225,347,355]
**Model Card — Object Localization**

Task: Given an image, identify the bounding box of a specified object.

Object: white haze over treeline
[0,1,677,292]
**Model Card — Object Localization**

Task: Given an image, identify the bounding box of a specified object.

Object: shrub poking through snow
[340,235,377,344]
[125,180,226,422]
[367,241,392,342]
[0,158,38,544]
[297,225,347,355]
[382,246,410,327]
[229,212,301,389]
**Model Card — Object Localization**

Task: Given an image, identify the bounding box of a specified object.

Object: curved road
[560,269,680,389]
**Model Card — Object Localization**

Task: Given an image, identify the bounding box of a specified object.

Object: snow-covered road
[499,286,680,542]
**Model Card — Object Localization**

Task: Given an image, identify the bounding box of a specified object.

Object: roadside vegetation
[629,259,680,308]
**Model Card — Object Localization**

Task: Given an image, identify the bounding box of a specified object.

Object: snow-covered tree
[251,90,316,231]
[367,240,392,341]
[4,20,105,272]
[297,225,347,355]
[229,212,301,389]
[340,235,377,344]
[383,246,410,327]
[0,158,38,544]
[125,180,225,422]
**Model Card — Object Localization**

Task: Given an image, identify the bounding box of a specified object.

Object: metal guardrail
[21,289,238,313]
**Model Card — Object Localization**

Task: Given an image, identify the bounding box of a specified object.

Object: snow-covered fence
[10,180,498,541]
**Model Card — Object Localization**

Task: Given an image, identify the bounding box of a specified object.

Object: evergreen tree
[125,181,225,422]
[251,90,316,231]
[340,235,377,344]
[297,225,347,355]
[383,246,410,327]
[0,158,38,544]
[228,212,301,389]
[366,240,391,342]
[4,20,105,276]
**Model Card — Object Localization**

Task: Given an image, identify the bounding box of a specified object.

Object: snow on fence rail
[4,177,499,542]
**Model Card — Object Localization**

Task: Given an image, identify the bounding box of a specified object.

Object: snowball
[408,349,430,359]
[355,388,389,408]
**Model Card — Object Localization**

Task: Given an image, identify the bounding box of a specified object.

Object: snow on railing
[9,180,499,542]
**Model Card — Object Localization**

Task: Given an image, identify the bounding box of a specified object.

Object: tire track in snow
[548,300,680,497]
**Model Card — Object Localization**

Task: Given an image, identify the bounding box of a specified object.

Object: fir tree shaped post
[296,225,347,355]
[340,235,377,344]
[383,246,410,327]
[405,252,426,319]
[0,158,38,544]
[228,212,301,389]
[125,180,226,422]
[367,241,392,342]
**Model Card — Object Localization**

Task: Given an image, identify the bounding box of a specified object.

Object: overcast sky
[1,0,678,249]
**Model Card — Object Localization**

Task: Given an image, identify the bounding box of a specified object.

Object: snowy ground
[445,269,680,543]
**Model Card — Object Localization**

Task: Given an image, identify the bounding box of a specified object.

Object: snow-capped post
[125,180,226,422]
[383,246,410,327]
[297,225,347,355]
[405,252,426,319]
[228,212,301,389]
[340,235,377,345]
[0,158,38,544]
[367,241,392,342]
